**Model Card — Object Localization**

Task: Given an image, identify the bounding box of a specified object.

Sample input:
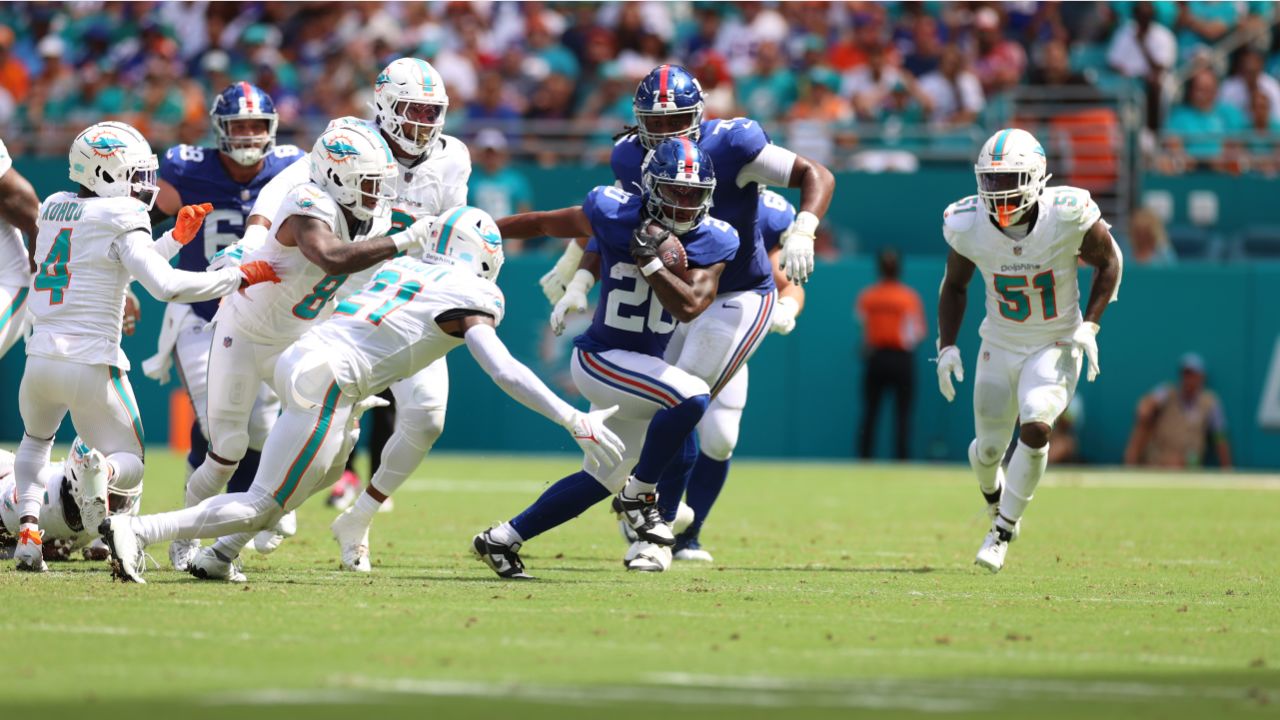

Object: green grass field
[1,450,1276,719]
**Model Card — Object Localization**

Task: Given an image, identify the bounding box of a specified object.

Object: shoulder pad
[1050,186,1092,223]
[105,197,152,235]
[287,184,338,225]
[943,196,980,233]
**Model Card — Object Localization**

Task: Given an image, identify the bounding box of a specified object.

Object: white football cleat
[68,439,110,531]
[975,524,1014,574]
[672,501,695,536]
[168,538,200,571]
[624,541,672,572]
[673,535,714,563]
[252,510,297,555]
[330,508,371,573]
[188,546,247,583]
[99,516,145,583]
[14,526,48,573]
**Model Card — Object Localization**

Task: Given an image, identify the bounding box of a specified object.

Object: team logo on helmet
[86,131,127,158]
[375,72,391,88]
[322,135,361,163]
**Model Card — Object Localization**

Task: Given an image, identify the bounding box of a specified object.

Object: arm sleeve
[150,229,183,261]
[116,230,242,303]
[464,322,576,427]
[736,143,797,188]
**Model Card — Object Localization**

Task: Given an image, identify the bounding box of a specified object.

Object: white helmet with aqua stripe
[423,205,504,281]
[975,127,1051,228]
[373,57,449,157]
[309,122,398,223]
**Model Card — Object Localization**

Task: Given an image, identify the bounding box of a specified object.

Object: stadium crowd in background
[0,1,1277,176]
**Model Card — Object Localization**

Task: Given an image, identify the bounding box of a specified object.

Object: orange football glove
[238,260,281,288]
[174,202,214,245]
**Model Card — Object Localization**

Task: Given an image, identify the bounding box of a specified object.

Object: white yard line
[1,621,257,643]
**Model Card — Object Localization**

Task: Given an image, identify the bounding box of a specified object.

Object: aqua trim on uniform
[0,287,28,334]
[273,382,342,507]
[109,366,146,451]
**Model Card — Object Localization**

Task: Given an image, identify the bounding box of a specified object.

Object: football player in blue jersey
[472,139,739,579]
[142,82,305,570]
[536,64,834,568]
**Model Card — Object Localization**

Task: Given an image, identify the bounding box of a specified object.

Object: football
[658,235,688,281]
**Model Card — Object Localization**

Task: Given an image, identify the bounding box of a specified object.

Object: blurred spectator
[1127,208,1177,265]
[468,129,534,224]
[1048,395,1083,464]
[918,45,985,127]
[1029,39,1092,89]
[718,3,789,78]
[901,14,944,77]
[1125,353,1232,470]
[0,25,29,103]
[1107,1,1176,131]
[971,7,1026,97]
[468,70,524,128]
[855,248,924,460]
[787,67,853,123]
[1173,1,1236,59]
[1220,47,1280,124]
[688,51,735,118]
[25,35,76,128]
[842,42,904,120]
[1166,69,1247,161]
[735,41,796,122]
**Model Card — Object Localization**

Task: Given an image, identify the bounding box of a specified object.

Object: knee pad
[971,438,1005,467]
[696,403,741,462]
[207,416,250,462]
[396,406,446,452]
[1021,386,1070,426]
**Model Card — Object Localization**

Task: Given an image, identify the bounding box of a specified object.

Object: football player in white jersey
[167,120,438,570]
[102,207,623,583]
[0,137,40,360]
[0,441,141,561]
[13,121,280,571]
[936,128,1123,574]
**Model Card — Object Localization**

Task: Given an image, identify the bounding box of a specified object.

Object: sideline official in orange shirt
[856,249,925,459]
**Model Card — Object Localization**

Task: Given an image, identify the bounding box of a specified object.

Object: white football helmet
[974,128,1051,227]
[373,58,449,157]
[309,123,398,223]
[424,205,505,281]
[68,121,159,209]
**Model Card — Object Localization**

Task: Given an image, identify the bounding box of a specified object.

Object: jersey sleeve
[685,222,740,268]
[0,138,12,178]
[610,136,644,193]
[251,159,311,221]
[1052,187,1102,241]
[106,197,152,236]
[581,186,610,239]
[759,193,796,251]
[282,183,338,231]
[727,119,771,164]
[472,279,506,326]
[941,196,980,257]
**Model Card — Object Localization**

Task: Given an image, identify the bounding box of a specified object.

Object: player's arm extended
[151,179,181,223]
[116,230,244,303]
[769,245,805,311]
[0,164,39,272]
[937,249,976,348]
[1078,220,1123,324]
[646,262,725,324]
[285,215,412,276]
[497,206,593,241]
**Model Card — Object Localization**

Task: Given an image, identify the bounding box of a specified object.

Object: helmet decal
[322,136,361,162]
[86,132,126,157]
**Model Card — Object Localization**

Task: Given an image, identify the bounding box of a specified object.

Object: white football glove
[780,211,818,285]
[550,269,594,336]
[770,296,800,335]
[565,405,625,468]
[936,344,963,402]
[1072,321,1101,381]
[540,240,585,305]
[394,215,437,254]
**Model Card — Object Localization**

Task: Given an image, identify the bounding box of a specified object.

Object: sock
[212,530,256,561]
[487,522,523,547]
[657,433,699,522]
[683,453,730,537]
[368,407,442,496]
[226,448,262,494]
[632,395,709,487]
[999,440,1048,528]
[185,456,239,507]
[968,439,1003,497]
[187,422,207,474]
[132,491,276,545]
[105,452,144,495]
[508,470,609,542]
[14,434,55,522]
[346,492,382,527]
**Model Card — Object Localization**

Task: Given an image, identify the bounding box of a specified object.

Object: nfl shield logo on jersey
[223,336,233,348]
[1013,246,1023,256]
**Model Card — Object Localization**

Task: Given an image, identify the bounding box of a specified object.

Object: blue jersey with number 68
[758,189,797,252]
[612,119,776,295]
[159,143,304,320]
[574,186,738,359]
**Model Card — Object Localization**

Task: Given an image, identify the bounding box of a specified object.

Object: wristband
[639,258,663,277]
[792,211,820,236]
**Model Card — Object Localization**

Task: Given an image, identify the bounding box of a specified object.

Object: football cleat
[330,508,371,573]
[975,523,1014,574]
[624,541,672,572]
[612,488,675,546]
[673,534,713,563]
[81,537,110,562]
[471,530,533,580]
[981,479,1021,542]
[68,440,110,532]
[188,546,247,583]
[168,538,201,571]
[14,526,48,573]
[99,517,145,583]
[252,510,296,555]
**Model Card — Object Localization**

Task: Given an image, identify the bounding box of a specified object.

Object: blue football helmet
[210,82,279,166]
[633,64,705,150]
[641,137,716,235]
